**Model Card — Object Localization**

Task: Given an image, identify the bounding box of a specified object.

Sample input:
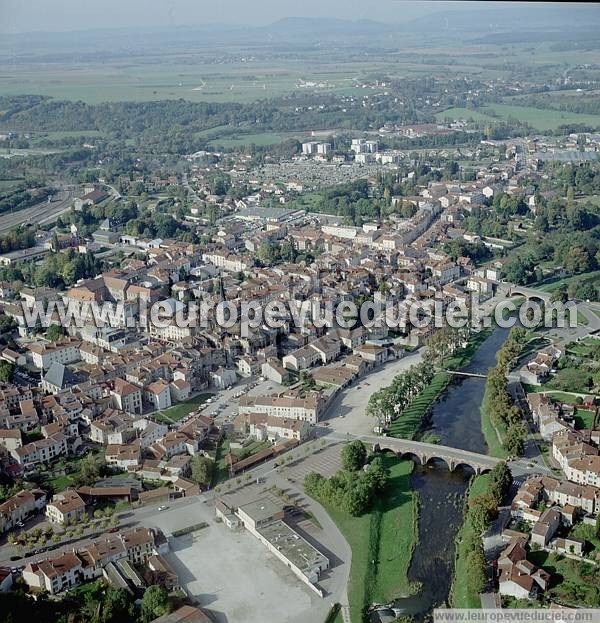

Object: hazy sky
[0,0,449,33]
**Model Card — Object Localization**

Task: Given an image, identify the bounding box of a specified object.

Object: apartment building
[28,339,81,370]
[11,432,68,466]
[239,391,325,424]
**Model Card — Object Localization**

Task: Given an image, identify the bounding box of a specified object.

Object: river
[376,325,511,621]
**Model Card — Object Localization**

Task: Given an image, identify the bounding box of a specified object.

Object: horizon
[1,1,595,35]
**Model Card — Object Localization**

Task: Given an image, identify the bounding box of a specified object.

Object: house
[45,490,87,525]
[105,441,141,469]
[210,367,237,390]
[22,527,157,594]
[521,345,563,385]
[0,489,47,534]
[111,378,143,415]
[354,343,387,367]
[28,339,81,370]
[90,412,135,445]
[239,390,325,424]
[172,478,200,497]
[149,605,213,623]
[11,432,67,466]
[261,358,290,385]
[282,346,320,371]
[236,413,311,442]
[170,379,191,403]
[530,508,561,547]
[498,537,551,600]
[76,486,137,505]
[23,552,84,594]
[0,428,22,452]
[308,336,341,365]
[0,566,13,592]
[582,395,597,410]
[526,393,571,441]
[42,363,83,393]
[144,380,172,411]
[147,555,181,592]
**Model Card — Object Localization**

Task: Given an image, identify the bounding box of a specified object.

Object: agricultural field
[437,103,600,131]
[0,58,386,105]
[208,132,288,148]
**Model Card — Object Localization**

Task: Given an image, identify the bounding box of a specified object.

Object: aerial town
[1,3,600,623]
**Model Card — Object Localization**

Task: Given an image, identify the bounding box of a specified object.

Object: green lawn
[435,107,497,123]
[452,474,491,608]
[528,550,600,607]
[315,456,418,623]
[387,330,494,441]
[436,104,600,131]
[212,438,231,486]
[155,393,213,422]
[480,385,509,459]
[536,270,600,294]
[574,409,597,430]
[387,372,449,439]
[483,103,600,131]
[546,367,593,394]
[208,132,286,148]
[570,522,600,556]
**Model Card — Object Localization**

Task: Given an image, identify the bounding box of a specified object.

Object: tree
[75,453,105,487]
[190,455,214,487]
[341,440,367,472]
[505,422,527,456]
[488,462,512,504]
[102,587,135,623]
[467,544,487,594]
[46,324,64,342]
[469,493,498,534]
[0,361,14,383]
[141,585,171,622]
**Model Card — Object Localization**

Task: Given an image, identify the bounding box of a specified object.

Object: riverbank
[387,328,493,441]
[451,473,491,608]
[480,384,509,459]
[316,454,418,623]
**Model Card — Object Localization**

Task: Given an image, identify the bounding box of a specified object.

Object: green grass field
[436,104,600,131]
[387,372,449,439]
[480,382,509,459]
[317,455,418,623]
[0,58,385,105]
[208,132,287,148]
[154,392,213,423]
[528,549,599,607]
[387,330,493,441]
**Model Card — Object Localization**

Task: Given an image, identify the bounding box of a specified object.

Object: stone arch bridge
[364,435,500,475]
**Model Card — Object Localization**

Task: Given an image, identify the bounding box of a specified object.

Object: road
[182,172,201,203]
[0,188,76,234]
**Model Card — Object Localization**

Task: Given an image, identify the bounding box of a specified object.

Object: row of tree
[366,361,436,428]
[484,328,528,456]
[460,462,513,595]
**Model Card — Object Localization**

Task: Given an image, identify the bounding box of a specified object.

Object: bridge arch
[424,456,451,471]
[508,289,547,303]
[399,451,423,465]
[452,462,477,476]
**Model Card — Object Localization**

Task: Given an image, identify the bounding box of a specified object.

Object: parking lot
[166,520,322,623]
